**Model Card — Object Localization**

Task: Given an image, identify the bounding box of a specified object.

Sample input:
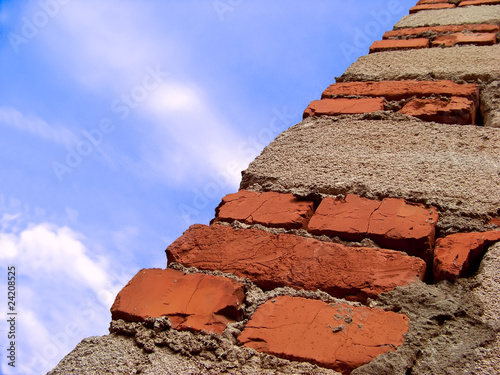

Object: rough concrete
[470,242,500,374]
[481,81,500,128]
[47,327,340,375]
[240,115,500,234]
[352,279,496,374]
[338,45,500,83]
[395,5,500,28]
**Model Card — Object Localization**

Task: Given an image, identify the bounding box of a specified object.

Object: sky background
[0,1,415,373]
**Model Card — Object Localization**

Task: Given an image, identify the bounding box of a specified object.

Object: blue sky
[0,1,415,373]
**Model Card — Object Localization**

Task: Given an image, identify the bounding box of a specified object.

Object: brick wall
[50,2,500,374]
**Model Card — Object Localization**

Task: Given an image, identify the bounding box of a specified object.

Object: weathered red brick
[399,96,476,125]
[110,268,244,334]
[417,0,451,3]
[307,195,438,264]
[214,190,314,229]
[489,218,500,227]
[321,80,479,102]
[238,296,409,373]
[369,38,429,53]
[434,231,500,282]
[432,32,497,47]
[409,3,455,13]
[303,98,384,119]
[459,0,500,6]
[384,24,500,39]
[166,224,426,302]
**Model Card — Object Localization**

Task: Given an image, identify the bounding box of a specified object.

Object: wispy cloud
[0,218,128,375]
[0,107,77,146]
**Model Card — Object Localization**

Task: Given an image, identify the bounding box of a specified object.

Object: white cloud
[143,81,251,188]
[0,106,77,146]
[39,1,250,189]
[0,219,126,375]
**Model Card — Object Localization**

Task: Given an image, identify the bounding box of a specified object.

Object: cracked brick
[214,190,314,229]
[166,224,426,302]
[110,268,244,334]
[238,295,409,373]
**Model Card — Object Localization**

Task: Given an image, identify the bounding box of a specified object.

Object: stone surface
[434,231,500,282]
[481,80,500,128]
[303,98,385,118]
[322,80,478,101]
[399,97,476,125]
[240,116,500,231]
[48,329,340,375]
[308,195,438,263]
[338,45,500,82]
[431,32,497,47]
[472,243,500,375]
[358,279,496,374]
[384,24,500,38]
[214,190,314,229]
[395,5,500,28]
[238,296,409,373]
[410,3,456,13]
[166,224,426,302]
[369,38,429,53]
[110,268,244,334]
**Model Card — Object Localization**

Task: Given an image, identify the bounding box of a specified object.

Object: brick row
[410,0,500,14]
[166,224,426,302]
[383,24,500,39]
[212,190,500,283]
[306,80,479,125]
[214,191,439,261]
[111,269,410,373]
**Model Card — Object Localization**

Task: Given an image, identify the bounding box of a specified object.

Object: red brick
[384,24,500,39]
[303,98,384,119]
[434,231,500,282]
[166,224,426,302]
[489,218,500,227]
[432,32,497,47]
[321,80,479,102]
[307,195,438,264]
[238,296,409,373]
[409,3,456,13]
[214,190,314,229]
[369,38,429,53]
[459,0,500,6]
[417,0,451,3]
[110,268,244,334]
[399,96,476,125]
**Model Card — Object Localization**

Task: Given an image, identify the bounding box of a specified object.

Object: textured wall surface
[50,1,500,374]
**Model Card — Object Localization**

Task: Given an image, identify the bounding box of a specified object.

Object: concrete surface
[240,115,500,234]
[395,5,500,28]
[338,45,500,83]
[481,80,500,127]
